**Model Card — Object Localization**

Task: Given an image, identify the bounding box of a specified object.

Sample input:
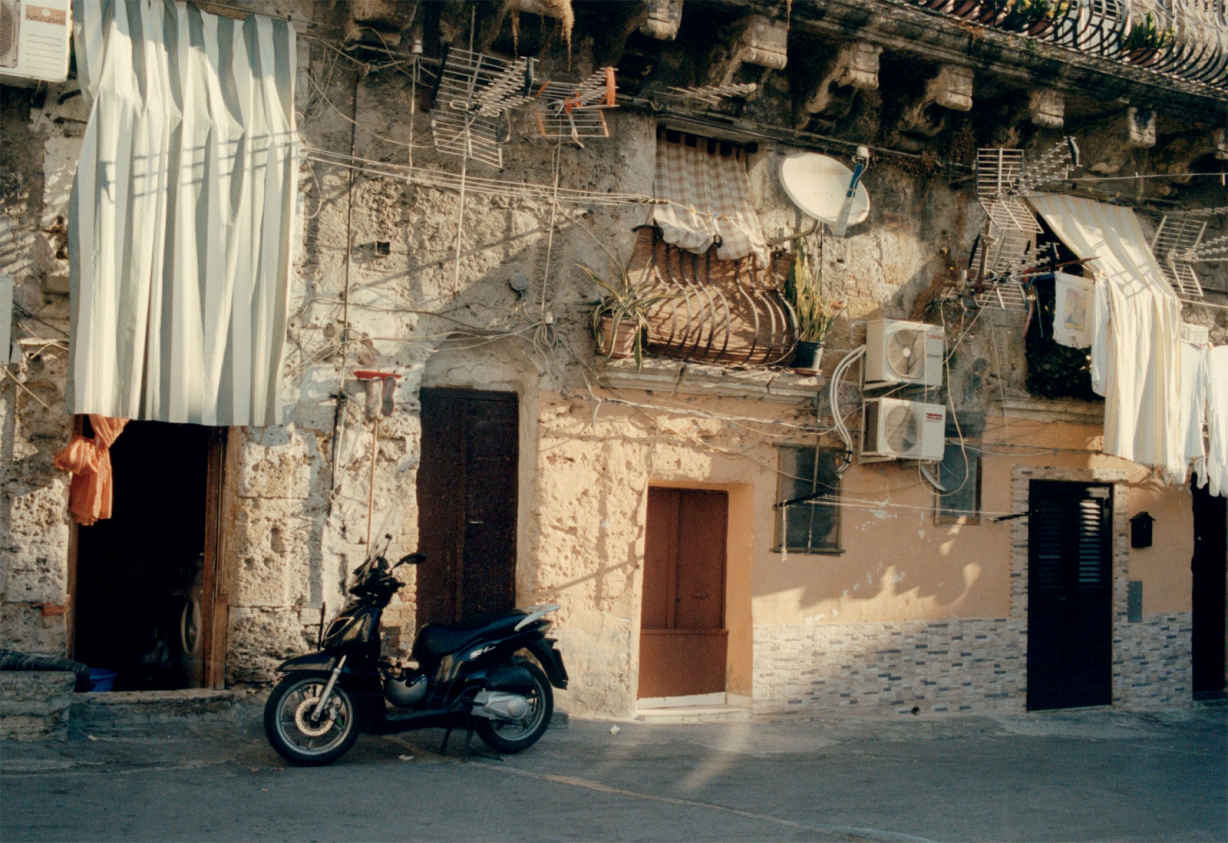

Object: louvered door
[1027,481,1113,710]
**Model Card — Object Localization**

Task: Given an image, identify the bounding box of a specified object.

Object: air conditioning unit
[863,318,945,388]
[861,397,946,462]
[0,0,71,86]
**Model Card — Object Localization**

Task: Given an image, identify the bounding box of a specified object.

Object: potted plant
[581,263,670,367]
[785,241,845,375]
[1001,0,1065,36]
[1120,12,1172,65]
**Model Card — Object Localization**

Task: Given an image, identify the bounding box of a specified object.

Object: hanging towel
[1052,272,1094,348]
[1195,346,1228,497]
[53,415,129,526]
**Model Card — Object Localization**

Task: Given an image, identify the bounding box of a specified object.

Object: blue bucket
[88,668,117,692]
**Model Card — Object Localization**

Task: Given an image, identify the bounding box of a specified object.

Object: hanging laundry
[1179,341,1209,471]
[1052,272,1094,348]
[1195,346,1228,497]
[1029,194,1185,480]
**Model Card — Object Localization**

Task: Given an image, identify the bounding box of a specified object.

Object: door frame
[635,482,754,705]
[66,420,232,689]
[1014,468,1128,712]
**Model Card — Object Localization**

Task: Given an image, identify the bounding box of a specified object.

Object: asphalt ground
[2,702,1225,842]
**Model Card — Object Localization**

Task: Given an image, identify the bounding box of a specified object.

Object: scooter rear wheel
[264,674,360,766]
[475,659,553,754]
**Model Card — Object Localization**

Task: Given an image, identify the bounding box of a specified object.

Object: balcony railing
[908,0,1228,89]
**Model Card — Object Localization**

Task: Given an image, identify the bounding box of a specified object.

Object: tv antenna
[778,148,872,238]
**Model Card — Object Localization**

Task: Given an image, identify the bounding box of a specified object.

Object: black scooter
[264,538,568,766]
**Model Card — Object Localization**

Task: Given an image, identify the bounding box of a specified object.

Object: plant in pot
[581,263,669,367]
[1120,12,1172,65]
[785,242,844,375]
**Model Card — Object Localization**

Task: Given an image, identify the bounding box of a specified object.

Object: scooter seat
[413,610,526,660]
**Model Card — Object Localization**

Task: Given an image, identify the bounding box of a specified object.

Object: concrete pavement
[2,699,1225,842]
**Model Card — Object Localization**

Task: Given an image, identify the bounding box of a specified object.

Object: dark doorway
[1192,482,1227,699]
[638,487,728,699]
[416,389,518,625]
[73,421,218,690]
[1027,480,1113,710]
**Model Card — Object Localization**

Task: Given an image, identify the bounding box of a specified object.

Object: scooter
[263,537,568,766]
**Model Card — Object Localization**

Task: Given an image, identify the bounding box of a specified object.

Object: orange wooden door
[638,488,728,698]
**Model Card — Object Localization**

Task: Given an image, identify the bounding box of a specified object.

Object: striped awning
[68,0,298,426]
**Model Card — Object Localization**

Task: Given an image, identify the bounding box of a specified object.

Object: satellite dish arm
[831,147,870,238]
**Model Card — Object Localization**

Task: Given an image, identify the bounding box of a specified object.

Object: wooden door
[638,488,728,699]
[1027,481,1113,710]
[416,389,518,625]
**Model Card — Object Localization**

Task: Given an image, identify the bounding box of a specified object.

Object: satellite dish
[779,151,871,236]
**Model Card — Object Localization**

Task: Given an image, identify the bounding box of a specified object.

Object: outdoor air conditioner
[861,397,946,462]
[0,0,71,86]
[863,318,945,388]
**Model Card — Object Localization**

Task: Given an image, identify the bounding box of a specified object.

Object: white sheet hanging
[68,0,298,426]
[1028,194,1184,480]
[1196,347,1228,496]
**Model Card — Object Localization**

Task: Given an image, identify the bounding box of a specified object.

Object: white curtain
[1028,194,1185,480]
[68,0,297,426]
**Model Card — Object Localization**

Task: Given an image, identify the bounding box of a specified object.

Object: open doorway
[72,420,223,691]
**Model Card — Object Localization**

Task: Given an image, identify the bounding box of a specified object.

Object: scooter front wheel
[264,674,360,766]
[475,659,553,754]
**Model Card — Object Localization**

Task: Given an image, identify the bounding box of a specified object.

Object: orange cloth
[53,415,128,526]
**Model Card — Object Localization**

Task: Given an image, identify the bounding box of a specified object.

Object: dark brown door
[638,488,728,698]
[1192,482,1227,698]
[1027,480,1113,710]
[416,389,518,625]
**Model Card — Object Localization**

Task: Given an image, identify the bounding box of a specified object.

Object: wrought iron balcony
[905,0,1227,90]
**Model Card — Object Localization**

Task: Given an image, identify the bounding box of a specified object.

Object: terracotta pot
[596,315,637,359]
[791,341,823,375]
[1125,48,1159,67]
[1026,17,1055,37]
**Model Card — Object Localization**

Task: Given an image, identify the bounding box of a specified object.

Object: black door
[1192,482,1227,699]
[416,389,518,625]
[1027,480,1113,710]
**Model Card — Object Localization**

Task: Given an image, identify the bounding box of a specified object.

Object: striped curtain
[68,0,297,426]
[651,132,769,267]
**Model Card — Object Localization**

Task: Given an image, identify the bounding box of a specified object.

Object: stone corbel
[899,64,974,137]
[796,41,882,126]
[1126,106,1156,148]
[1214,128,1227,160]
[640,0,683,40]
[703,14,788,87]
[1080,106,1157,175]
[1029,89,1064,130]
